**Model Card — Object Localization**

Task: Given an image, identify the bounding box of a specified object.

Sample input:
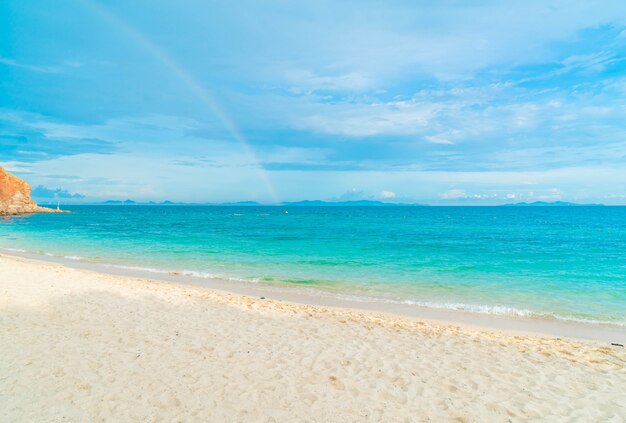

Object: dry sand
[1,253,625,422]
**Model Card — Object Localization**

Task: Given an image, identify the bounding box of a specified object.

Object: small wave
[1,247,27,253]
[107,264,170,274]
[107,265,214,279]
[63,255,84,261]
[106,264,260,284]
[177,269,217,278]
[178,269,260,283]
[398,300,533,317]
[328,294,625,326]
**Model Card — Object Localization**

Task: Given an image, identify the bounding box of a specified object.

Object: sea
[1,205,625,326]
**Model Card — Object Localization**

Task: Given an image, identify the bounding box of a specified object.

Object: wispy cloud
[438,189,494,200]
[0,57,60,73]
[282,69,373,94]
[0,111,117,162]
[293,99,442,137]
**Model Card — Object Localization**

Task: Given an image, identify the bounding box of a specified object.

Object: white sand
[1,254,625,422]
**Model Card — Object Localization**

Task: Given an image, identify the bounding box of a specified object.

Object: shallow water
[1,205,625,325]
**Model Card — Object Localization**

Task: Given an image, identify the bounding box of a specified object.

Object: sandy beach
[1,253,624,422]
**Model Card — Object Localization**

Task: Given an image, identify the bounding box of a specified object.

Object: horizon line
[37,200,615,207]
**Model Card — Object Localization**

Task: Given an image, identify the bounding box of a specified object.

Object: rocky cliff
[0,167,64,215]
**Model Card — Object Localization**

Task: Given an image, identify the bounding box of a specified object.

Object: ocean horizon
[2,205,625,327]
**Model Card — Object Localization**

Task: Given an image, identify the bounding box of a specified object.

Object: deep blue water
[1,205,625,325]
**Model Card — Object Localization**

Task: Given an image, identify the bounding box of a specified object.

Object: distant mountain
[91,199,427,206]
[502,201,604,207]
[99,199,137,205]
[96,199,186,205]
[219,201,261,206]
[282,200,427,207]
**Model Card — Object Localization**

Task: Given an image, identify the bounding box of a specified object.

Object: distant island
[89,199,428,207]
[47,199,610,207]
[282,200,427,207]
[99,200,140,205]
[502,201,604,207]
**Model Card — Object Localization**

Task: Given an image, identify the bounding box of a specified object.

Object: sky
[1,0,626,205]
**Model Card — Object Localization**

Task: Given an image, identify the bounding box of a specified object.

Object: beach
[1,253,624,422]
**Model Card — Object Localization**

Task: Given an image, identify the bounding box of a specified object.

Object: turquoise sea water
[1,205,625,325]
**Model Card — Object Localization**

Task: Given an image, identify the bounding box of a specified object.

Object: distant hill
[99,199,138,205]
[96,200,188,205]
[91,199,427,206]
[219,201,261,206]
[502,201,604,207]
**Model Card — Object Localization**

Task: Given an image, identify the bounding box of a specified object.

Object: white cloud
[294,99,442,137]
[380,190,396,199]
[258,1,626,85]
[424,134,456,145]
[439,189,468,199]
[439,189,500,200]
[437,188,565,202]
[284,69,373,94]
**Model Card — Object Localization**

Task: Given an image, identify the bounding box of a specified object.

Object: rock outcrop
[0,166,65,216]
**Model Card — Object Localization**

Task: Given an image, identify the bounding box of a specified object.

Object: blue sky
[1,0,626,204]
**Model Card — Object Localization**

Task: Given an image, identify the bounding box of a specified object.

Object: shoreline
[1,251,625,421]
[2,250,625,344]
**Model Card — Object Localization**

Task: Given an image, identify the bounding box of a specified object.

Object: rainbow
[80,0,280,203]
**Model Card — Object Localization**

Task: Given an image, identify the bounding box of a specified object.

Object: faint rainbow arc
[82,0,280,203]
